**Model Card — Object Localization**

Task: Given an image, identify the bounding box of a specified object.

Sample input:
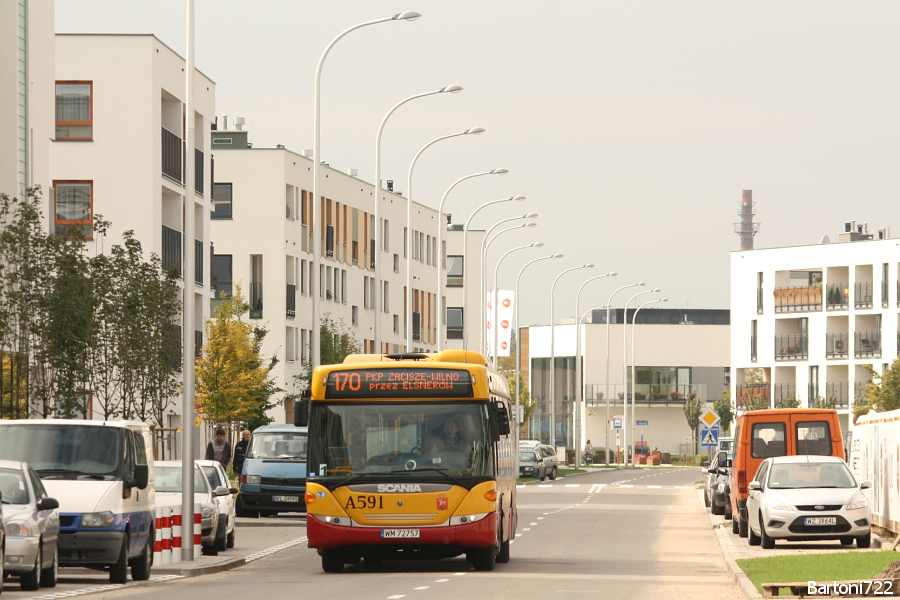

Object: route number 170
[332,372,361,391]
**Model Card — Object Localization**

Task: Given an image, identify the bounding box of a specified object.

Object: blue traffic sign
[700,426,719,447]
[636,420,648,426]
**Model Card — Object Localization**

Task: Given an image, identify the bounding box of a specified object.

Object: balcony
[583,383,707,406]
[774,285,821,313]
[735,384,770,410]
[826,283,849,310]
[854,382,869,407]
[883,280,890,308]
[854,331,881,359]
[750,335,757,362]
[161,225,182,277]
[855,281,873,309]
[161,127,183,183]
[250,282,263,319]
[825,332,850,359]
[286,283,296,318]
[774,334,808,361]
[194,239,203,285]
[194,149,204,195]
[757,288,764,314]
[772,383,796,407]
[824,382,850,409]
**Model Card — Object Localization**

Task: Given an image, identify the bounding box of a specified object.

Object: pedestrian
[584,439,593,465]
[233,429,251,475]
[205,427,232,469]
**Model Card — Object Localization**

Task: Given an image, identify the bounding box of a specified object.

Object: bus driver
[430,418,469,455]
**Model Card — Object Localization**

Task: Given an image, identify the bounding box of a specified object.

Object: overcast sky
[56,1,900,327]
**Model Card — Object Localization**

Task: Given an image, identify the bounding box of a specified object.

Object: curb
[152,556,246,577]
[699,487,761,599]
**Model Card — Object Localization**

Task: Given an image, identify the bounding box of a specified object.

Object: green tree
[293,314,361,392]
[857,358,900,421]
[683,396,701,451]
[811,396,837,410]
[743,393,770,411]
[713,392,734,435]
[774,396,801,409]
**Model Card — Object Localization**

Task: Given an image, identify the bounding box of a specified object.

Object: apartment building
[209,128,485,419]
[523,308,730,454]
[731,223,900,436]
[50,33,215,428]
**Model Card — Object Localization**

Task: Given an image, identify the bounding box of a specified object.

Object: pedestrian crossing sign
[700,427,719,447]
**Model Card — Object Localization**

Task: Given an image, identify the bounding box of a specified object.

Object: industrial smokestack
[734,190,760,250]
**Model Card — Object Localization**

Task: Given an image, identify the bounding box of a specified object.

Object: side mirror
[492,401,511,437]
[294,390,310,427]
[38,497,60,511]
[229,487,239,495]
[861,480,873,490]
[214,485,231,497]
[132,464,149,490]
[717,451,727,466]
[748,481,761,491]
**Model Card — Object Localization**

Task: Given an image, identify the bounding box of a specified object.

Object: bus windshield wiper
[36,468,105,480]
[389,467,468,488]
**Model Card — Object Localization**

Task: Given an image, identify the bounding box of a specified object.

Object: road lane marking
[648,485,661,488]
[414,587,429,590]
[436,579,450,582]
[538,484,552,488]
[387,596,405,599]
[28,575,184,600]
[530,522,538,525]
[565,484,580,487]
[620,484,634,488]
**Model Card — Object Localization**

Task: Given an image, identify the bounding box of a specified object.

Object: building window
[393,254,399,273]
[447,307,463,339]
[382,219,390,252]
[352,305,359,326]
[447,256,464,287]
[750,319,758,362]
[212,183,233,219]
[393,314,400,334]
[55,81,92,140]
[383,281,390,313]
[211,254,233,304]
[53,181,92,237]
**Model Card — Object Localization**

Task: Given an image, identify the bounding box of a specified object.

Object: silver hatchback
[0,459,60,591]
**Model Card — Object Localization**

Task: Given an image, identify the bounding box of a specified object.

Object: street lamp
[482,221,537,353]
[312,10,421,368]
[405,127,485,352]
[461,195,526,351]
[435,168,508,350]
[622,287,660,465]
[573,272,617,468]
[515,253,563,446]
[491,242,543,366]
[549,263,594,447]
[603,282,644,465]
[631,297,667,466]
[375,84,464,350]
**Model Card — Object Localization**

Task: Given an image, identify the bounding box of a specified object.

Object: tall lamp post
[435,169,508,350]
[491,242,543,366]
[515,253,563,446]
[405,127,485,351]
[631,297,667,466]
[461,196,526,352]
[572,272,617,468]
[622,288,660,465]
[549,264,594,447]
[312,10,421,368]
[603,282,644,465]
[375,85,463,351]
[482,221,537,353]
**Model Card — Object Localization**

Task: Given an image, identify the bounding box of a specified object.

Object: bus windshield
[307,402,494,480]
[0,425,124,480]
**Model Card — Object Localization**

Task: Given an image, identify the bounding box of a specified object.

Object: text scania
[378,484,422,493]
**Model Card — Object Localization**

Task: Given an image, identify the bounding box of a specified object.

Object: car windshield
[0,425,123,480]
[155,466,209,493]
[247,432,308,460]
[519,452,536,462]
[307,402,494,480]
[767,462,856,489]
[202,465,223,488]
[0,467,29,505]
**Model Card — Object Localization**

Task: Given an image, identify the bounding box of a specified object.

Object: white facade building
[730,224,900,436]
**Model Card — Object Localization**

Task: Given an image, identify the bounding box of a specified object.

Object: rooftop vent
[302,149,313,158]
[387,180,394,192]
[234,117,245,131]
[276,144,284,149]
[348,168,358,177]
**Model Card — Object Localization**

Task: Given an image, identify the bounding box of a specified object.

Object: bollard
[161,505,172,565]
[171,504,182,564]
[153,507,163,565]
[193,503,202,558]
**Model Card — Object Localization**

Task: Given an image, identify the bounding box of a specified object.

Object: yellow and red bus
[295,350,517,573]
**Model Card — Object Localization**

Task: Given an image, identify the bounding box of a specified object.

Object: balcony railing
[826,283,849,310]
[854,382,869,407]
[286,283,296,318]
[161,225,182,277]
[772,383,796,407]
[735,384,770,410]
[775,334,808,361]
[825,332,850,359]
[824,382,849,409]
[757,288,764,314]
[750,335,757,362]
[250,282,263,319]
[162,127,183,183]
[854,331,881,358]
[195,330,203,361]
[583,383,707,406]
[883,279,890,308]
[194,239,203,285]
[855,281,873,309]
[194,149,204,195]
[774,285,822,313]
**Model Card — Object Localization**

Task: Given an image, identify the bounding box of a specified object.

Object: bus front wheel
[322,550,344,573]
[471,546,495,571]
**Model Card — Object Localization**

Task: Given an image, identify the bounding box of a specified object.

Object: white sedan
[154,461,229,555]
[195,460,237,550]
[746,455,872,549]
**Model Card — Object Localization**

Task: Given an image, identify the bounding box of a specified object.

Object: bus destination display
[325,368,474,399]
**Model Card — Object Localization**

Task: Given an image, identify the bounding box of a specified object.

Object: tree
[812,396,837,410]
[743,393,770,412]
[859,358,900,419]
[195,285,281,428]
[774,396,801,409]
[683,396,701,452]
[713,392,734,435]
[292,314,361,392]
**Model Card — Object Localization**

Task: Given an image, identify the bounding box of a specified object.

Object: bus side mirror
[294,390,310,427]
[490,401,510,441]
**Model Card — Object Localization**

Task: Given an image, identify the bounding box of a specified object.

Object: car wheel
[344,555,361,565]
[321,549,344,573]
[725,504,733,520]
[235,497,256,518]
[202,541,218,556]
[760,515,775,549]
[226,527,235,549]
[496,527,510,564]
[731,515,740,534]
[857,533,872,549]
[539,473,546,481]
[738,516,749,538]
[748,521,761,546]
[548,467,557,481]
[704,489,710,507]
[40,542,58,588]
[109,536,129,584]
[711,499,724,516]
[20,544,40,591]
[472,546,496,571]
[840,537,853,546]
[215,528,227,552]
[129,531,153,581]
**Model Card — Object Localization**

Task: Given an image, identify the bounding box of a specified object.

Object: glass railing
[583,383,707,406]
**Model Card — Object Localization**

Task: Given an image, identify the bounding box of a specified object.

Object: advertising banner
[851,409,900,532]
[485,290,515,357]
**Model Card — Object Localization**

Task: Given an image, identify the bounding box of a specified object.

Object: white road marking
[523,528,531,531]
[620,485,634,488]
[436,579,450,582]
[565,484,580,487]
[538,484,552,488]
[414,587,429,590]
[648,485,662,488]
[530,522,538,525]
[387,595,406,599]
[28,575,184,600]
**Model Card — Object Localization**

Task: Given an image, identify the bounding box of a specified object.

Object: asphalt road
[5,468,742,600]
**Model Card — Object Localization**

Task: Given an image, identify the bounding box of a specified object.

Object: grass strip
[737,551,899,596]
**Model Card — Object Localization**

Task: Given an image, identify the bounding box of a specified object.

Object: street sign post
[612,417,622,429]
[700,408,719,429]
[636,420,648,426]
[700,426,720,448]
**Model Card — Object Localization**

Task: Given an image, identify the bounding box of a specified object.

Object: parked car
[237,424,308,517]
[195,460,238,550]
[518,448,549,480]
[0,460,60,591]
[0,419,155,584]
[518,444,559,481]
[702,453,731,518]
[746,455,872,549]
[154,461,227,555]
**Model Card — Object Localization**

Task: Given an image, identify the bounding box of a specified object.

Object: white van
[0,419,155,584]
